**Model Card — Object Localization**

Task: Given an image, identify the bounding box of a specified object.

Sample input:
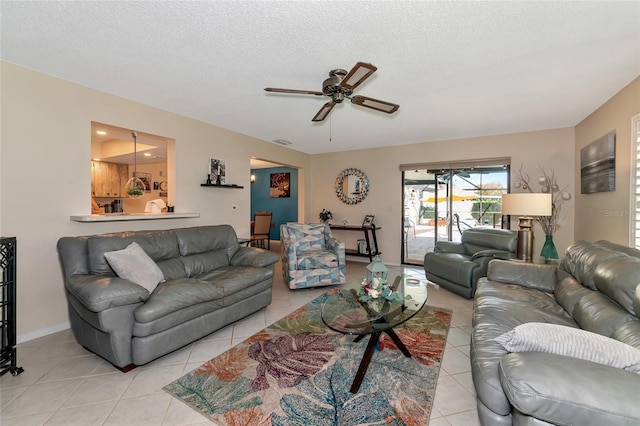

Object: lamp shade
[502,193,552,216]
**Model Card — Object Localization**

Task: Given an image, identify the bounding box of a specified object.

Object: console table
[329,224,381,261]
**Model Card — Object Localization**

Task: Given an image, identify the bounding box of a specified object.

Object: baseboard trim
[17,322,70,344]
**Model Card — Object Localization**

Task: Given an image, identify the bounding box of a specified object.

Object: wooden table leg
[350,331,381,393]
[385,328,411,357]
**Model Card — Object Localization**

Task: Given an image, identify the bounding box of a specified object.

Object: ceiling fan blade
[264,87,324,96]
[350,95,399,114]
[312,102,336,122]
[340,62,377,91]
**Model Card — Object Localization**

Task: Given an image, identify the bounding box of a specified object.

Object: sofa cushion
[104,242,165,292]
[174,225,240,259]
[486,260,557,293]
[594,257,640,315]
[426,253,475,284]
[495,322,640,373]
[133,278,224,325]
[471,280,577,416]
[613,320,640,350]
[88,230,180,275]
[573,291,637,337]
[555,275,593,317]
[181,251,231,277]
[191,265,273,301]
[286,223,327,250]
[560,240,627,290]
[461,228,517,254]
[297,249,338,270]
[499,352,640,426]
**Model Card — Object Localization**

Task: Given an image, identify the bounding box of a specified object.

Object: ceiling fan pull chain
[329,114,332,142]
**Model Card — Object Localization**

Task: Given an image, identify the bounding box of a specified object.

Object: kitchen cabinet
[91,161,128,197]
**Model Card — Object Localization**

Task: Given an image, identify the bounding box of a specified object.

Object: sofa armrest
[280,237,298,270]
[487,260,558,293]
[471,249,514,261]
[66,274,149,313]
[434,241,466,254]
[230,247,279,268]
[327,237,345,257]
[499,352,640,426]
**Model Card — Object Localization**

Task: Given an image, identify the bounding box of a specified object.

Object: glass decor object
[540,235,559,260]
[366,255,389,286]
[126,131,146,198]
[125,176,146,198]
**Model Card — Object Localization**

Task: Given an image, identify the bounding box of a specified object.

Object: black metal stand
[1,237,24,376]
[329,224,381,261]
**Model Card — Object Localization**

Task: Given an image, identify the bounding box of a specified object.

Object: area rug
[164,290,452,425]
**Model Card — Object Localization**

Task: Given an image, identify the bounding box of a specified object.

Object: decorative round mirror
[335,168,369,204]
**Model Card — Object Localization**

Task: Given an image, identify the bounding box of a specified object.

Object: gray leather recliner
[423,228,517,298]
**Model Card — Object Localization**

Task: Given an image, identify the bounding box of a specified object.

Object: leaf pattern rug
[164,290,452,425]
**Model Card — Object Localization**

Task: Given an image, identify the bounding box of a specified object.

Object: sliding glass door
[402,162,510,265]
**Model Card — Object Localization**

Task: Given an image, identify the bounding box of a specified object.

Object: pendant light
[125,131,146,198]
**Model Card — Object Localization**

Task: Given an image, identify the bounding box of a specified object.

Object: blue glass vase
[540,235,559,260]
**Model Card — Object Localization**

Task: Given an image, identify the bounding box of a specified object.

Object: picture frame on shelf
[209,158,226,185]
[362,215,375,228]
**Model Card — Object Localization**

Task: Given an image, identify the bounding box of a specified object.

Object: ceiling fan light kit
[264,62,399,122]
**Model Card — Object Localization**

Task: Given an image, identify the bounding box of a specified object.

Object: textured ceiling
[2,1,639,154]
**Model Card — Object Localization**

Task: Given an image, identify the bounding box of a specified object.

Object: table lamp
[501,193,552,261]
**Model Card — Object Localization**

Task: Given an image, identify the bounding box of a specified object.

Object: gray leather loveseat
[57,225,279,370]
[471,240,640,425]
[424,228,517,298]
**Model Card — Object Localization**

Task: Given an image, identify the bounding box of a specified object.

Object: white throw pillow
[494,322,640,374]
[104,242,165,293]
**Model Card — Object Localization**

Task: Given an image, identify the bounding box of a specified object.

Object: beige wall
[2,60,632,342]
[574,77,640,244]
[309,128,576,265]
[0,62,310,341]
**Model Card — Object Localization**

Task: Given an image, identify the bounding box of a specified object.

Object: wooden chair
[251,211,272,249]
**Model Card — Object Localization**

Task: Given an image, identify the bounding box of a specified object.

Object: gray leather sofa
[57,225,279,370]
[471,240,640,425]
[423,228,517,298]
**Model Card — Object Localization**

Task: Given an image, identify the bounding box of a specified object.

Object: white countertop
[70,212,200,222]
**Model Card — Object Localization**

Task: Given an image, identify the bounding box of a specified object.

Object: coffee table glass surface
[322,275,428,335]
[321,275,428,393]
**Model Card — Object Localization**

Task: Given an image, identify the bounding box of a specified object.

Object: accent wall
[251,167,298,241]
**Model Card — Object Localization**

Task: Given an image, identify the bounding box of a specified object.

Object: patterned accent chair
[280,223,346,289]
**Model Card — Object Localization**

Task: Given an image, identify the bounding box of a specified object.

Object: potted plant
[319,209,333,224]
[127,187,144,198]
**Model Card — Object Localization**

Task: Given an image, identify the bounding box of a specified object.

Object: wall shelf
[70,212,200,222]
[200,184,244,189]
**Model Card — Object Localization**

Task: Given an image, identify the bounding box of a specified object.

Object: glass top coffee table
[321,275,428,393]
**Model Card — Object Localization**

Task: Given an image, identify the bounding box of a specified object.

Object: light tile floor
[1,259,478,426]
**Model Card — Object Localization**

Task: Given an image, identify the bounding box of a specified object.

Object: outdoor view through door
[402,162,510,265]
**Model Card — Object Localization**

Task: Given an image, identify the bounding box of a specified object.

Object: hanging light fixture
[125,131,146,198]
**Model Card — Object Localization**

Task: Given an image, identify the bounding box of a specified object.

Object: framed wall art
[209,158,226,185]
[270,172,290,198]
[134,172,151,192]
[580,130,615,194]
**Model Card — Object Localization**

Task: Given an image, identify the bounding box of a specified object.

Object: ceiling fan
[264,62,400,122]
